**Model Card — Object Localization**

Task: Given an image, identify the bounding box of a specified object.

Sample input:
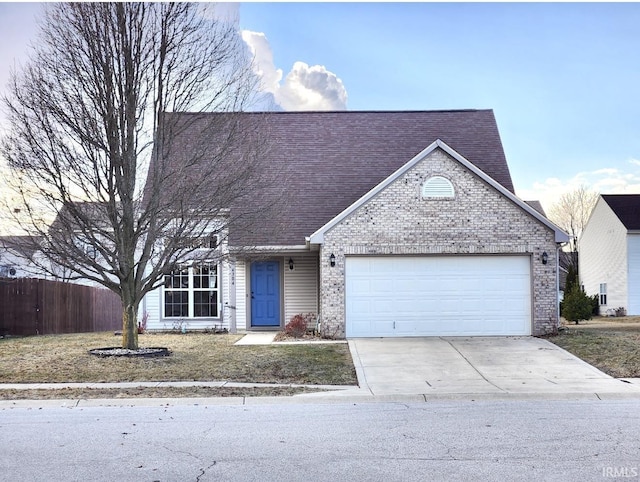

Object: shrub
[137,311,149,334]
[284,314,308,338]
[562,286,594,324]
[565,263,578,297]
[590,294,600,316]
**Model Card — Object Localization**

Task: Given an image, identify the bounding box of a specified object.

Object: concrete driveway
[348,337,640,398]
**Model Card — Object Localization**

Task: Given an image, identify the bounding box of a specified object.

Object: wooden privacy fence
[0,278,123,336]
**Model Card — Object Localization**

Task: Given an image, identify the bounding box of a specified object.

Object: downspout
[228,259,237,334]
[556,243,568,329]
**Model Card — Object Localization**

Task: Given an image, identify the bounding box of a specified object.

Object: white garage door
[345,256,531,337]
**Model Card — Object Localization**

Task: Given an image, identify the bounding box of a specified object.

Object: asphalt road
[2,399,640,481]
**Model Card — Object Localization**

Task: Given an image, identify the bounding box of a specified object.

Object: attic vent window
[422,176,454,199]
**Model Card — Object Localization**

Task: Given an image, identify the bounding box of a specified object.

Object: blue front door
[251,261,281,327]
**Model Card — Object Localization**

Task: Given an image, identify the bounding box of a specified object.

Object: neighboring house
[521,201,573,301]
[0,236,46,278]
[580,194,640,315]
[142,110,569,337]
[557,250,575,301]
[45,202,115,287]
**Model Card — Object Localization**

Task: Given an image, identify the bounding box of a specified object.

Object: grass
[549,318,640,378]
[0,386,325,401]
[0,332,357,399]
[14,317,639,401]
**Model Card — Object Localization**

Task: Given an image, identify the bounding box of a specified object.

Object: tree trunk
[122,304,139,350]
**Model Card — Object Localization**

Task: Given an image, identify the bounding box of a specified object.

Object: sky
[1,2,640,213]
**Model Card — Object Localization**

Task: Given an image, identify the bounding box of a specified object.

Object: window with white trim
[422,176,455,198]
[599,283,607,305]
[164,264,219,318]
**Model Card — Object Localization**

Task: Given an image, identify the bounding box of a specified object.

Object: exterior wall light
[541,252,548,265]
[329,253,336,267]
[288,257,294,271]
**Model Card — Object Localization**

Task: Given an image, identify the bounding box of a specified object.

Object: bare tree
[1,3,278,349]
[548,185,599,269]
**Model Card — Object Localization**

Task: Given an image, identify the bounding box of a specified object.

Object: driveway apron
[348,337,640,397]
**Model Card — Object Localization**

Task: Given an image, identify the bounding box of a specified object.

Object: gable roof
[309,140,569,244]
[525,200,546,216]
[0,235,43,259]
[152,110,515,246]
[602,194,640,230]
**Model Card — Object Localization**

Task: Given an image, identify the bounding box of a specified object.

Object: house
[0,236,46,278]
[141,110,569,337]
[521,202,574,301]
[580,194,640,315]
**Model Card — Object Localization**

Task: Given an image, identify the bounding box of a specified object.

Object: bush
[284,314,308,338]
[565,263,578,297]
[562,286,594,323]
[590,294,600,316]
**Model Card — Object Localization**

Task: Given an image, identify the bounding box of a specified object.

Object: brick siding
[319,148,558,338]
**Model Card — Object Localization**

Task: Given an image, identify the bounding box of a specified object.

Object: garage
[345,255,532,337]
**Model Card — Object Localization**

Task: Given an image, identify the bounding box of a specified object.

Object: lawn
[548,317,640,378]
[0,332,357,400]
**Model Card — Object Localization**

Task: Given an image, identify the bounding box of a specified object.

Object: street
[2,399,639,481]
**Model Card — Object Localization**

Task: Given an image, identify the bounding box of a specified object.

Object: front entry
[250,261,281,327]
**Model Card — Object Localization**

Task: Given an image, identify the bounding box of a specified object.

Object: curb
[3,388,640,410]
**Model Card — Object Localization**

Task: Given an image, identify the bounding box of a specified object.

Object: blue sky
[2,2,640,211]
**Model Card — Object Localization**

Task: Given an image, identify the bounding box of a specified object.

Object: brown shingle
[151,110,514,246]
[524,200,546,217]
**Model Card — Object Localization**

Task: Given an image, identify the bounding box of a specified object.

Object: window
[192,234,217,249]
[193,265,218,317]
[164,264,219,318]
[165,234,218,249]
[422,176,455,198]
[164,268,189,317]
[599,283,607,305]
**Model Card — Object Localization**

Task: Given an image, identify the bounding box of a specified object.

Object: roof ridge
[164,109,493,116]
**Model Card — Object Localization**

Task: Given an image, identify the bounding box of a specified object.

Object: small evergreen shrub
[590,294,600,316]
[564,264,578,297]
[562,286,594,324]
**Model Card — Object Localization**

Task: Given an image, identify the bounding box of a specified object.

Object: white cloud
[241,30,347,111]
[518,163,640,213]
[592,167,619,176]
[278,61,348,111]
[241,31,283,94]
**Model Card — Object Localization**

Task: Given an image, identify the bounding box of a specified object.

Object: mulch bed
[273,332,330,342]
[88,347,171,358]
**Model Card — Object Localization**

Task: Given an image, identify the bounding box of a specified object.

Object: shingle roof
[524,200,546,217]
[152,110,514,246]
[602,194,640,230]
[0,235,43,258]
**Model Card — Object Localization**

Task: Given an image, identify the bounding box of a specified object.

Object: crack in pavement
[445,338,507,392]
[196,461,217,482]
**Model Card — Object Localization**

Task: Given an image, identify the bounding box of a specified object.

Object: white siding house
[580,194,640,315]
[0,236,51,280]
